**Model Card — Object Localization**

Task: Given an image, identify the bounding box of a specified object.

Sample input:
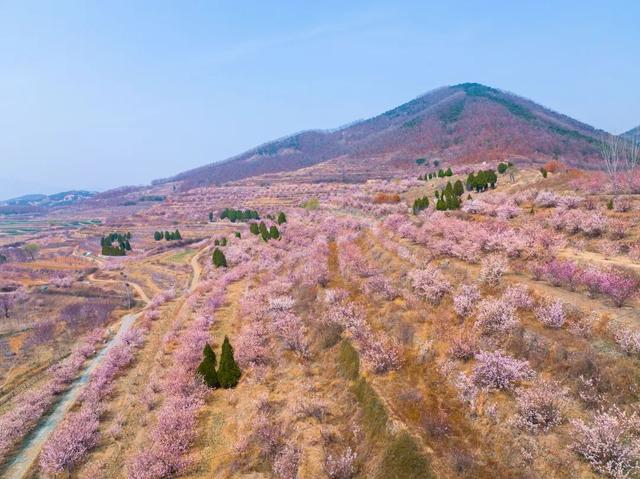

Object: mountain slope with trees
[161,83,606,189]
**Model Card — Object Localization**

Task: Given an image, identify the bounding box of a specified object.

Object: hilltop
[162,83,605,189]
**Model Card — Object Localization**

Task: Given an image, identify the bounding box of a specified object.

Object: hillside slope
[164,83,605,188]
[623,125,640,141]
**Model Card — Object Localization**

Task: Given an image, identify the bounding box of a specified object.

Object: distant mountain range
[159,83,610,188]
[1,190,96,207]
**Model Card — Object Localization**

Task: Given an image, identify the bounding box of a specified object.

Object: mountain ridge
[159,82,607,188]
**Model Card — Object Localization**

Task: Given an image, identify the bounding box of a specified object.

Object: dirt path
[86,272,151,304]
[559,247,640,272]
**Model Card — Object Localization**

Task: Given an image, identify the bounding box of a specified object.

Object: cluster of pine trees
[100,232,131,256]
[153,230,182,241]
[418,167,453,181]
[466,170,498,192]
[412,196,429,214]
[214,237,227,246]
[219,208,260,223]
[196,337,241,389]
[435,179,464,210]
[249,221,281,242]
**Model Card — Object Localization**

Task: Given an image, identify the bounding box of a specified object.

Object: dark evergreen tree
[498,162,508,174]
[607,198,614,210]
[445,167,453,176]
[235,232,241,238]
[249,222,260,235]
[453,179,464,196]
[277,212,287,225]
[196,343,219,388]
[258,222,270,242]
[154,231,163,241]
[208,211,214,222]
[269,225,280,239]
[212,248,227,268]
[218,336,241,388]
[445,181,453,196]
[466,173,475,191]
[437,169,445,178]
[174,230,182,240]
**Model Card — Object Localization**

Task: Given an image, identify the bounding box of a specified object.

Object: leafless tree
[601,134,624,180]
[601,134,640,190]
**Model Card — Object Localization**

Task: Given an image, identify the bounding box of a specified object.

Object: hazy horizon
[1,0,639,198]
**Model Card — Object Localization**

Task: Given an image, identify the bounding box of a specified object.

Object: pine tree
[259,222,270,242]
[174,230,182,240]
[453,179,464,196]
[235,232,241,238]
[208,211,213,222]
[445,181,453,195]
[607,198,614,210]
[277,212,287,224]
[212,248,227,268]
[218,336,241,388]
[269,225,280,239]
[154,231,162,241]
[249,222,260,235]
[445,167,453,176]
[196,343,219,388]
[466,173,475,191]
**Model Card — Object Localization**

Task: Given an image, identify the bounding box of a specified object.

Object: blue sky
[1,1,639,198]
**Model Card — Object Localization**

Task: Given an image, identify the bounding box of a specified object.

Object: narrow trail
[86,271,151,304]
[1,244,208,479]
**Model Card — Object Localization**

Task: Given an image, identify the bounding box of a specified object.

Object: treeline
[154,230,182,241]
[418,167,453,181]
[216,208,260,222]
[139,195,165,202]
[100,232,131,256]
[466,169,498,192]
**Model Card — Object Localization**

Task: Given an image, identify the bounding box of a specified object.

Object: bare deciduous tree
[601,134,640,190]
